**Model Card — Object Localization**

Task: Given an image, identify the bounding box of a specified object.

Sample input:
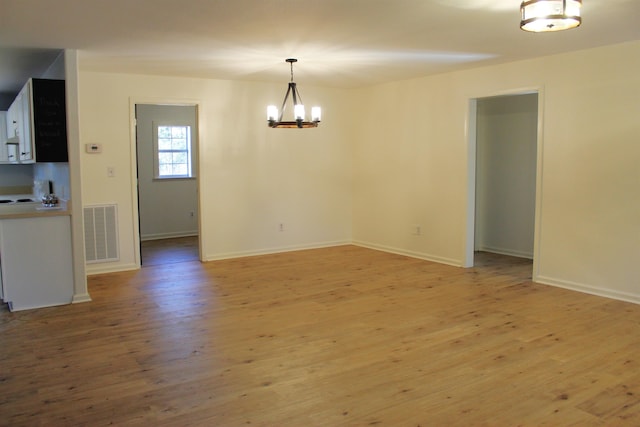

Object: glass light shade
[311,106,321,122]
[267,105,278,121]
[294,104,305,120]
[520,0,581,32]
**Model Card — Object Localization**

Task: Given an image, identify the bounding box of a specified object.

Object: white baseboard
[203,240,351,262]
[86,262,139,276]
[72,293,92,304]
[535,275,640,305]
[476,245,533,259]
[141,232,198,241]
[352,240,463,267]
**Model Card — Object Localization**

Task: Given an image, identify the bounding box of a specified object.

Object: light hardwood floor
[141,236,199,266]
[1,245,639,426]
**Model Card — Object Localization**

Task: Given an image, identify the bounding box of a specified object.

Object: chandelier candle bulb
[294,104,305,121]
[311,107,321,122]
[267,105,278,121]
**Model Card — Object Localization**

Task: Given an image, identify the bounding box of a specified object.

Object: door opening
[466,92,541,273]
[134,104,200,266]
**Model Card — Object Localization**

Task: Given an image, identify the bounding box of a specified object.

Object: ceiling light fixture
[520,0,582,32]
[267,58,321,128]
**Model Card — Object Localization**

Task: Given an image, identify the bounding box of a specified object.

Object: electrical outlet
[107,167,115,177]
[412,224,421,236]
[189,211,195,218]
[279,223,284,232]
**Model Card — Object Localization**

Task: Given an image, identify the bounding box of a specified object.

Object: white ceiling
[0,0,638,95]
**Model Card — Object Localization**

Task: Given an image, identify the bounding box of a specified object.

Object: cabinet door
[5,99,20,163]
[6,98,19,138]
[0,112,8,163]
[31,79,68,162]
[18,82,34,162]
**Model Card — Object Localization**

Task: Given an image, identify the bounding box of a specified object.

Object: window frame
[152,121,196,180]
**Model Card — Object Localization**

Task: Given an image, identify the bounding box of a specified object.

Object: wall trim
[86,262,139,276]
[203,240,351,262]
[535,275,640,305]
[141,231,198,241]
[72,293,92,304]
[476,245,533,260]
[353,240,462,267]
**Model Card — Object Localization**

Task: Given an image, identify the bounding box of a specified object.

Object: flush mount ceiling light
[520,0,582,32]
[267,58,321,129]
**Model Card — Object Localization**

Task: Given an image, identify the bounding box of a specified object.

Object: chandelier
[267,58,321,128]
[520,0,582,32]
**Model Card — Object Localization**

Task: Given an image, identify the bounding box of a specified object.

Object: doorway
[466,92,541,271]
[135,104,200,265]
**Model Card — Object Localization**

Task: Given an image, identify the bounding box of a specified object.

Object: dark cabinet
[31,78,68,162]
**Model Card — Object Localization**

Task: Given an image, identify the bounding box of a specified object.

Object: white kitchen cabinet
[17,82,33,162]
[0,111,8,162]
[0,215,74,311]
[4,81,34,163]
[6,98,20,163]
[6,96,19,138]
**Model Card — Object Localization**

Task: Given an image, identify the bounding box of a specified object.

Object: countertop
[0,195,71,220]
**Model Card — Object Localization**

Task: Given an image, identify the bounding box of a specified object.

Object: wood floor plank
[1,246,640,426]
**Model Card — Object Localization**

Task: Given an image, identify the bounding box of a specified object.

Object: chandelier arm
[292,83,303,106]
[278,83,294,122]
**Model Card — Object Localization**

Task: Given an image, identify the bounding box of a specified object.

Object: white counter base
[0,215,74,311]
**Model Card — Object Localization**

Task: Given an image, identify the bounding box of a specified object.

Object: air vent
[84,204,119,263]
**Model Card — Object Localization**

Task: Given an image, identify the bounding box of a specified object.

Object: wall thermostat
[85,143,102,153]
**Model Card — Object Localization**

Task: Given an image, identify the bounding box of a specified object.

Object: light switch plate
[85,143,102,153]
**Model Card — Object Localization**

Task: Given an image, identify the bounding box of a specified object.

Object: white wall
[475,94,538,259]
[353,41,640,303]
[352,72,466,265]
[0,164,34,187]
[41,51,65,80]
[78,72,353,273]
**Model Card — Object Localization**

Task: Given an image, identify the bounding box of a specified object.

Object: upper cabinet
[0,112,8,162]
[30,79,68,162]
[3,78,68,164]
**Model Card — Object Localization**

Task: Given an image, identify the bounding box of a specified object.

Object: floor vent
[84,204,119,263]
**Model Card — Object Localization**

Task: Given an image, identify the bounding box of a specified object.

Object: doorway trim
[128,97,203,268]
[464,86,545,281]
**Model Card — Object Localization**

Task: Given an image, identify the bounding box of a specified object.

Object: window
[154,124,194,179]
